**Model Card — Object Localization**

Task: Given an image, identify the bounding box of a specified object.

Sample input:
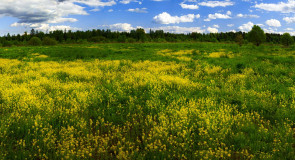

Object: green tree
[236,34,244,46]
[247,25,266,46]
[28,37,42,46]
[281,33,294,47]
[42,37,58,46]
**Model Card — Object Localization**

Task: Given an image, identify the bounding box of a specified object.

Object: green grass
[0,42,295,159]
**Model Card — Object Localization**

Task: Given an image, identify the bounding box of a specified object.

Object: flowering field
[0,43,295,159]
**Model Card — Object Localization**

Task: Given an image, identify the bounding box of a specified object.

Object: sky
[0,0,294,36]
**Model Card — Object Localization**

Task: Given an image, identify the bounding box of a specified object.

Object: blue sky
[0,0,294,36]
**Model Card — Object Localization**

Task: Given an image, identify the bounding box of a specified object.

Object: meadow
[0,42,294,159]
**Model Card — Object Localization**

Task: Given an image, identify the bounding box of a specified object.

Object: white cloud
[283,17,295,23]
[213,24,219,28]
[286,28,294,31]
[119,0,142,4]
[36,24,80,32]
[101,23,135,32]
[128,8,147,13]
[207,27,218,33]
[204,13,231,21]
[255,0,295,13]
[266,19,281,27]
[236,14,259,18]
[227,24,234,27]
[150,26,204,34]
[180,1,199,10]
[108,9,114,12]
[198,1,234,7]
[238,21,254,32]
[153,12,200,24]
[0,0,88,25]
[90,8,100,12]
[100,23,205,34]
[75,0,116,7]
[263,28,282,34]
[11,23,80,32]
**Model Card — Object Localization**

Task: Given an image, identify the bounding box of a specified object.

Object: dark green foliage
[127,38,136,43]
[2,41,13,47]
[236,34,244,46]
[281,33,294,47]
[117,35,127,43]
[88,36,106,43]
[248,25,266,46]
[28,37,42,46]
[42,37,58,46]
[0,27,294,45]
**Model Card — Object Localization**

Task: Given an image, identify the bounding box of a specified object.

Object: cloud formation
[180,0,199,10]
[255,0,295,13]
[153,12,200,24]
[101,23,135,32]
[128,8,147,13]
[0,0,88,24]
[238,22,254,32]
[198,1,234,7]
[237,14,259,18]
[283,17,295,23]
[265,19,281,27]
[207,27,218,33]
[204,12,231,21]
[100,23,205,34]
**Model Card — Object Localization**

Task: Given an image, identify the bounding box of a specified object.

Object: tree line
[0,25,294,47]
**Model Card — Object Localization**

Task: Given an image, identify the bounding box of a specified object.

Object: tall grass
[0,43,294,159]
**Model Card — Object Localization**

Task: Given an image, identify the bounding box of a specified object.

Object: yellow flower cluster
[0,47,294,159]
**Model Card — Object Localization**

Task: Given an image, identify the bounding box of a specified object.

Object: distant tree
[281,33,294,47]
[28,37,42,46]
[236,34,244,46]
[2,41,13,47]
[30,29,36,37]
[117,35,127,43]
[248,25,266,46]
[6,33,11,41]
[42,37,58,46]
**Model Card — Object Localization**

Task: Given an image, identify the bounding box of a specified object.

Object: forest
[0,28,294,47]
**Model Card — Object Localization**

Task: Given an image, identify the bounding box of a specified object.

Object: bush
[127,38,136,43]
[77,39,88,44]
[42,37,58,46]
[89,36,106,43]
[281,33,294,47]
[28,37,42,46]
[154,38,166,43]
[117,35,127,43]
[236,34,244,46]
[2,41,13,47]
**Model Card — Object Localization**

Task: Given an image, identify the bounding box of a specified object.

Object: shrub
[28,37,42,46]
[281,33,294,47]
[236,34,244,46]
[2,41,13,47]
[89,36,106,43]
[247,25,266,46]
[77,39,88,44]
[127,38,136,43]
[42,37,58,46]
[117,35,127,43]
